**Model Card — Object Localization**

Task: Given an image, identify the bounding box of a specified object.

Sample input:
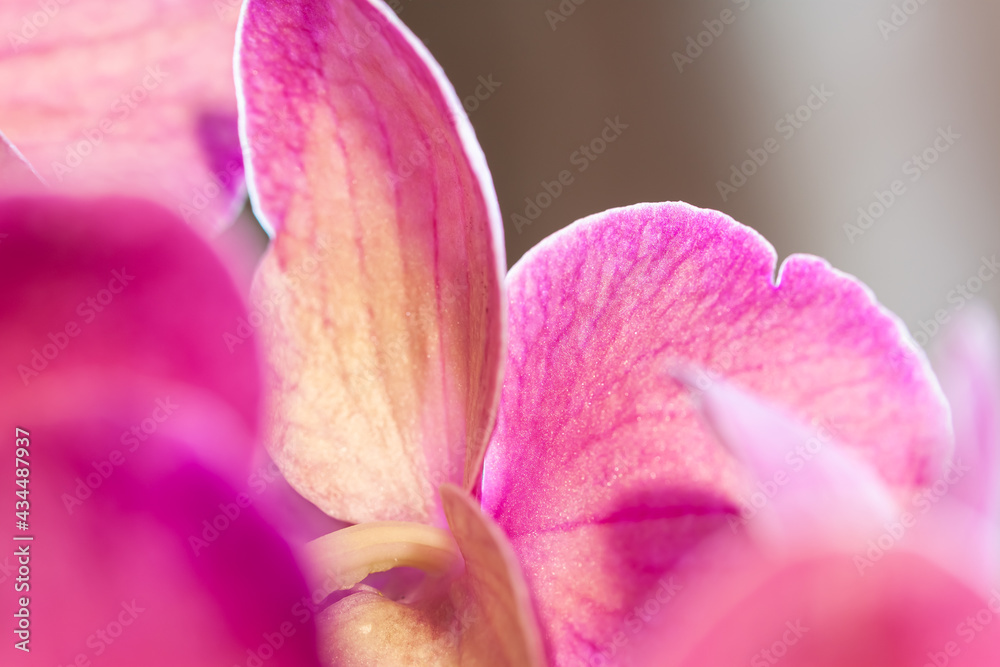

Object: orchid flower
[233,2,991,666]
[625,304,1000,666]
[0,0,246,234]
[0,184,322,665]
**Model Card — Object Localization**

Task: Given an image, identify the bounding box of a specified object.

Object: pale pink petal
[934,302,1000,523]
[637,552,1000,667]
[0,1,244,234]
[482,202,951,666]
[685,372,899,551]
[238,0,505,525]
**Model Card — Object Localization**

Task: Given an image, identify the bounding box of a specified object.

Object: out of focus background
[389,0,999,348]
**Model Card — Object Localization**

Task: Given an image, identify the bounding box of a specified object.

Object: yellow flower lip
[303,521,463,601]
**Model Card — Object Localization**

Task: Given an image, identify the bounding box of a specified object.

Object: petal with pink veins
[482,202,951,666]
[0,1,245,234]
[237,0,506,525]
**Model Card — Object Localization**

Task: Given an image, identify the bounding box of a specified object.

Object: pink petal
[238,0,505,525]
[3,398,322,667]
[0,196,261,448]
[934,303,1000,523]
[0,1,244,234]
[482,202,951,666]
[637,551,1000,667]
[0,196,319,665]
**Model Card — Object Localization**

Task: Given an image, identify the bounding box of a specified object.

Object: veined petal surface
[482,202,951,666]
[238,0,505,525]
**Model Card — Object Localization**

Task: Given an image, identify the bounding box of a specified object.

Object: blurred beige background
[392,0,1000,346]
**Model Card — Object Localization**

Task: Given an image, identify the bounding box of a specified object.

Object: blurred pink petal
[934,303,1000,523]
[12,408,323,667]
[0,196,320,665]
[0,196,261,444]
[0,1,244,234]
[686,372,899,550]
[640,551,1000,667]
[482,202,951,666]
[238,0,505,525]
